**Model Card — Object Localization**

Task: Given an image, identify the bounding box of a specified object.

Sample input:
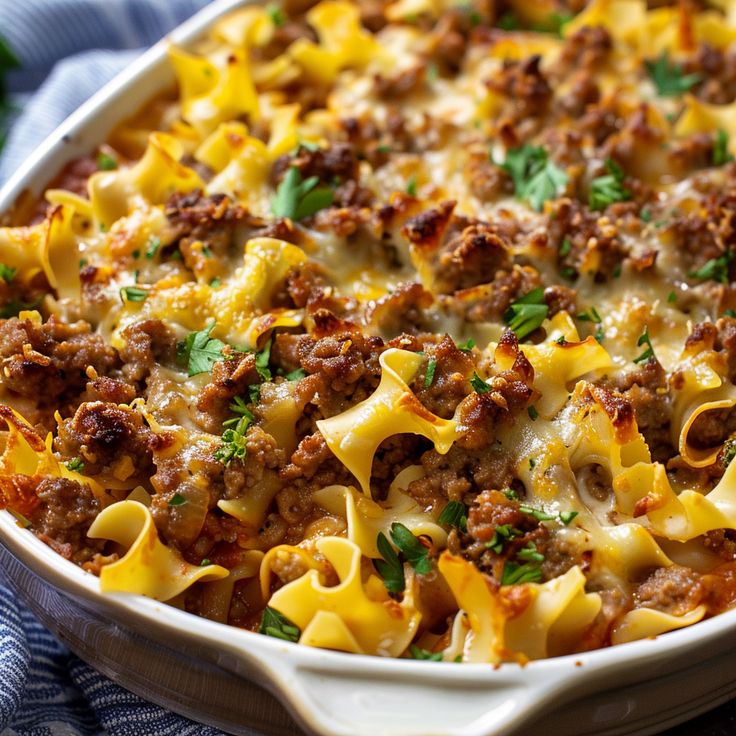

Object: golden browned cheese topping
[4,0,736,662]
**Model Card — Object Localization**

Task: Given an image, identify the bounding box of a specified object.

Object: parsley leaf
[406,174,418,196]
[284,367,307,381]
[177,323,227,376]
[633,326,656,364]
[437,500,467,529]
[689,251,732,284]
[501,560,543,585]
[255,337,273,382]
[375,531,406,593]
[0,263,16,283]
[97,152,118,171]
[470,372,490,394]
[271,166,334,220]
[424,358,437,388]
[260,607,301,642]
[486,523,521,553]
[576,306,602,323]
[390,522,432,574]
[645,51,701,97]
[223,396,254,428]
[409,644,443,661]
[503,287,549,340]
[214,413,251,465]
[266,3,286,26]
[119,285,147,303]
[455,338,475,352]
[169,493,187,507]
[517,541,544,563]
[560,510,579,525]
[499,145,568,211]
[714,129,734,166]
[589,159,630,211]
[527,405,539,420]
[65,457,85,472]
[145,236,161,259]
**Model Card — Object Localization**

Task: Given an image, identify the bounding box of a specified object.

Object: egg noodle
[3,0,736,663]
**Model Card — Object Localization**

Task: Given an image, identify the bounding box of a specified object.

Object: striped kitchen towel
[0,1,264,734]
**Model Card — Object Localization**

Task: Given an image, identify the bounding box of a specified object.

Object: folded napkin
[0,2,267,734]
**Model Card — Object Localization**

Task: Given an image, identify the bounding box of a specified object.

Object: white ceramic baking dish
[2,3,736,735]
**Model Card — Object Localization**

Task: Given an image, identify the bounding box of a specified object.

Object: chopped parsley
[589,159,630,211]
[714,129,734,166]
[640,207,652,222]
[97,152,118,171]
[376,530,406,593]
[486,523,521,553]
[645,51,701,97]
[504,287,549,340]
[65,457,85,472]
[424,358,437,388]
[248,383,262,404]
[0,263,16,283]
[260,607,300,642]
[265,3,286,27]
[633,326,656,364]
[284,367,307,381]
[406,174,418,196]
[255,337,273,382]
[177,323,227,376]
[224,396,254,428]
[145,236,161,259]
[499,144,568,211]
[559,238,572,256]
[667,291,677,304]
[390,522,432,574]
[517,541,545,564]
[214,412,251,465]
[519,504,555,522]
[437,500,467,529]
[209,277,222,288]
[470,372,490,394]
[200,558,212,566]
[725,309,736,318]
[455,338,475,352]
[577,306,602,323]
[271,166,334,220]
[496,12,519,30]
[409,644,443,661]
[527,405,539,421]
[688,251,732,284]
[168,493,187,507]
[533,12,573,36]
[119,285,147,303]
[502,560,543,585]
[560,510,579,525]
[723,439,736,468]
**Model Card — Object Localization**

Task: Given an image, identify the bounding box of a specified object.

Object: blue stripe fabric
[0,2,268,734]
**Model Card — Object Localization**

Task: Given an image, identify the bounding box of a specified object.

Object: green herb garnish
[65,457,85,472]
[527,405,539,421]
[560,510,579,525]
[714,129,734,166]
[376,531,406,593]
[177,323,227,376]
[260,607,301,642]
[499,144,568,211]
[97,152,118,171]
[688,251,732,284]
[389,522,432,574]
[645,50,701,97]
[214,413,251,465]
[424,358,437,388]
[255,337,273,382]
[519,504,555,522]
[577,306,602,323]
[406,174,418,196]
[409,644,443,661]
[589,159,630,211]
[271,166,334,220]
[119,285,147,303]
[145,236,161,259]
[470,372,490,394]
[633,326,656,364]
[437,500,467,529]
[266,3,286,26]
[501,560,543,585]
[0,263,16,283]
[169,493,187,507]
[285,367,307,381]
[504,287,549,340]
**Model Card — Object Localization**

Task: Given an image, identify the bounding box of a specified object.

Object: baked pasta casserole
[3,0,736,663]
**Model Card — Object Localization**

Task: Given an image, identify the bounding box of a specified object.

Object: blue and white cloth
[0,2,264,734]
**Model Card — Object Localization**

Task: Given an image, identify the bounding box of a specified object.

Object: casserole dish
[2,1,736,734]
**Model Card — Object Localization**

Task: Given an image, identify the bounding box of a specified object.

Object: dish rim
[1,2,736,734]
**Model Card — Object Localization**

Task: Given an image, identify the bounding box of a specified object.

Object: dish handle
[267,657,563,736]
